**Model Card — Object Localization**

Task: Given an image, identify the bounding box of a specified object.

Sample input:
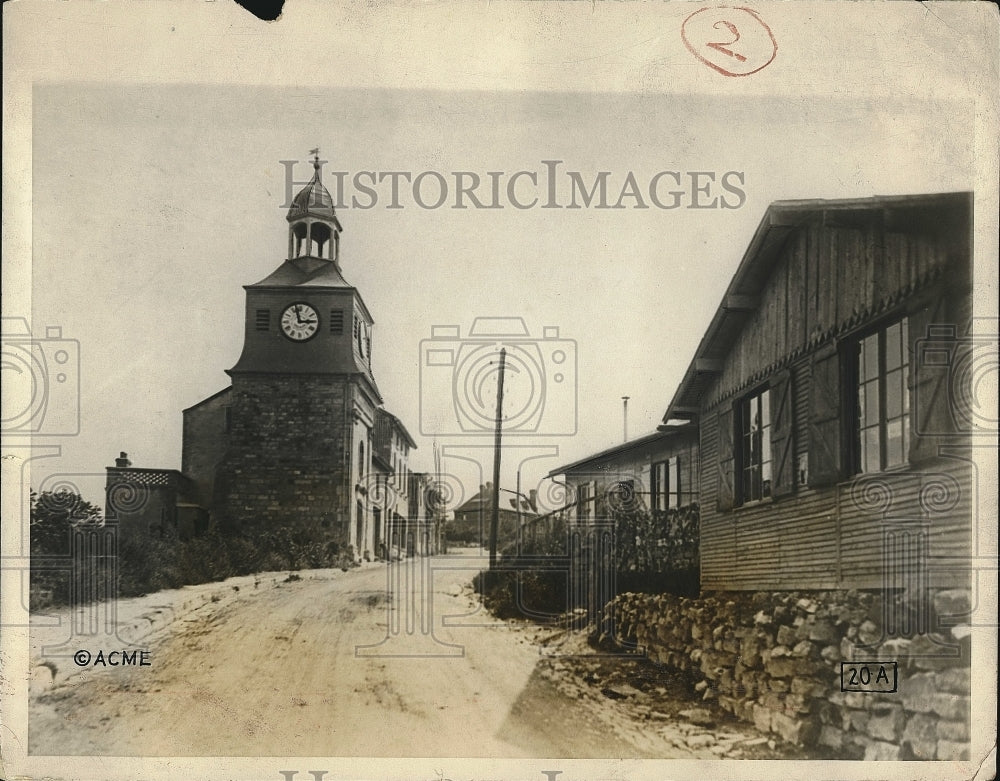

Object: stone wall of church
[181,388,231,509]
[213,374,356,548]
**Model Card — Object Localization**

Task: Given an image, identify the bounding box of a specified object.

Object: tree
[30,489,104,556]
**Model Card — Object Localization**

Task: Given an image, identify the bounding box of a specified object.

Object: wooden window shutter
[808,342,843,487]
[770,368,795,497]
[909,295,952,463]
[716,406,735,511]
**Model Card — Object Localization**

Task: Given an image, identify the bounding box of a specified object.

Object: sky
[25,83,975,512]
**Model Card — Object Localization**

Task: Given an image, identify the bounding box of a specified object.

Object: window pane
[886,321,902,370]
[886,418,904,468]
[886,368,904,419]
[761,460,772,498]
[863,428,881,473]
[760,389,770,429]
[901,317,910,366]
[742,469,753,503]
[862,333,879,379]
[901,413,909,461]
[864,381,881,427]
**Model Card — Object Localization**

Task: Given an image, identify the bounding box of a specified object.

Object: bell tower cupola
[287,148,343,267]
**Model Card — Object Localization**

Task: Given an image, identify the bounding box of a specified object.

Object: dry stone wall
[600,588,972,760]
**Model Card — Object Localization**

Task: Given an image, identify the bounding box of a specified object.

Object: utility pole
[515,469,522,552]
[489,348,506,570]
[622,395,630,443]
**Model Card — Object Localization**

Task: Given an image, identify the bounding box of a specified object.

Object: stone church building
[106,154,416,562]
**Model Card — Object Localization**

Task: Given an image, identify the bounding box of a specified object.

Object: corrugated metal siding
[698,408,739,588]
[701,446,973,591]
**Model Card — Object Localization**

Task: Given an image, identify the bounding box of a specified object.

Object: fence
[498,488,700,623]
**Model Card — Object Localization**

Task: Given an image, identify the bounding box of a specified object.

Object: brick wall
[600,588,971,759]
[214,374,356,545]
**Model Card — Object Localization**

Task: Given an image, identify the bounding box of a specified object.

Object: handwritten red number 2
[707,21,748,62]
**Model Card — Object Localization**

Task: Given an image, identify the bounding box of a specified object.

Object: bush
[473,530,572,621]
[28,487,358,610]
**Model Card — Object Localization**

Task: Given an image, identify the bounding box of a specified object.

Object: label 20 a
[841,661,898,692]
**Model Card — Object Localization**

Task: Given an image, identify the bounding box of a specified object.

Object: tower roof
[247,258,353,289]
[287,152,339,224]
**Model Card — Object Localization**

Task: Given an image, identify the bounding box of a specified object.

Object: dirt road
[29,552,812,758]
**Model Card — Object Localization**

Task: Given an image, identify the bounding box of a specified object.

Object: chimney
[115,452,132,468]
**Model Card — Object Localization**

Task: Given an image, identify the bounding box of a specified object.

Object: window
[853,317,909,472]
[737,386,771,504]
[652,456,695,511]
[607,479,635,510]
[329,309,344,334]
[358,440,365,478]
[667,457,683,509]
[255,309,270,331]
[651,461,669,511]
[577,481,595,523]
[355,318,368,358]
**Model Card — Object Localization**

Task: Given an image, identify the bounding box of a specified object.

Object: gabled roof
[453,484,537,516]
[662,191,972,424]
[546,424,695,478]
[182,386,232,413]
[376,408,418,450]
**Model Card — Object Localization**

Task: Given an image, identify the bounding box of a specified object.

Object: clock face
[280,303,320,341]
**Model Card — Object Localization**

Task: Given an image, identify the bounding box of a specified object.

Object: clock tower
[206,152,382,557]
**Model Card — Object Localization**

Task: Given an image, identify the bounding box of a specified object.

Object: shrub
[473,531,573,621]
